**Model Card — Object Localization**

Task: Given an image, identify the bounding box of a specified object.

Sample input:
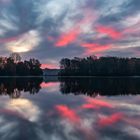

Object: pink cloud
[96,25,122,39]
[98,113,123,127]
[82,98,113,110]
[54,9,96,47]
[56,105,80,123]
[40,82,58,88]
[0,36,19,43]
[81,43,112,55]
[55,28,80,47]
[41,64,58,69]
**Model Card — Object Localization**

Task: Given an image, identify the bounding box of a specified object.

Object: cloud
[0,0,12,4]
[55,105,80,124]
[96,25,122,39]
[5,98,41,122]
[0,0,139,66]
[81,43,112,55]
[5,30,41,53]
[98,113,123,127]
[55,28,80,47]
[84,98,113,108]
[0,9,19,36]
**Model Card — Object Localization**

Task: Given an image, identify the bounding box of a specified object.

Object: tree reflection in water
[1,77,140,98]
[59,77,140,97]
[0,78,43,98]
[0,77,140,140]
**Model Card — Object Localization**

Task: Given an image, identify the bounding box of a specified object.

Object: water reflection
[0,77,140,140]
[59,77,140,96]
[6,99,41,121]
[0,77,140,98]
[0,78,43,98]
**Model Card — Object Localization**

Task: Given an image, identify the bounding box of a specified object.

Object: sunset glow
[0,0,140,140]
[82,43,112,55]
[41,63,58,69]
[84,98,113,109]
[5,30,41,53]
[96,25,122,39]
[0,0,139,67]
[56,105,80,123]
[55,29,80,47]
[99,113,123,127]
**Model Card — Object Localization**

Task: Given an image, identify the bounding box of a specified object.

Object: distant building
[43,68,59,76]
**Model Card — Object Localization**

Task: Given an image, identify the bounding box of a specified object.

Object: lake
[0,77,140,140]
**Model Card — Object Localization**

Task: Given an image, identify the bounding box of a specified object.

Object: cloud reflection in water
[5,99,41,122]
[0,78,139,140]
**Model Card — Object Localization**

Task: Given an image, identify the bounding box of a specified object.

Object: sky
[0,0,140,68]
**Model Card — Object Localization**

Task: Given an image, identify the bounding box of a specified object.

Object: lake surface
[0,77,140,140]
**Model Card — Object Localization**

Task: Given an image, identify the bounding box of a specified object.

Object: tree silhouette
[59,56,140,76]
[0,55,43,76]
[0,78,43,98]
[59,77,140,97]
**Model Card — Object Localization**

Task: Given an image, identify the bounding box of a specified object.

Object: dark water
[0,77,140,140]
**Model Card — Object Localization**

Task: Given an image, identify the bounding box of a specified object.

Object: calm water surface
[0,77,140,140]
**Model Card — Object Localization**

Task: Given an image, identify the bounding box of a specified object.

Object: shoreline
[0,75,140,78]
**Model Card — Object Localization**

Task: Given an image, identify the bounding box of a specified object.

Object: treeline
[59,78,140,96]
[0,78,43,98]
[0,57,42,76]
[59,56,140,76]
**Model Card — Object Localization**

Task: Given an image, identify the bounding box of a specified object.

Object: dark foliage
[0,57,43,76]
[59,77,140,97]
[0,78,43,98]
[59,56,140,76]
